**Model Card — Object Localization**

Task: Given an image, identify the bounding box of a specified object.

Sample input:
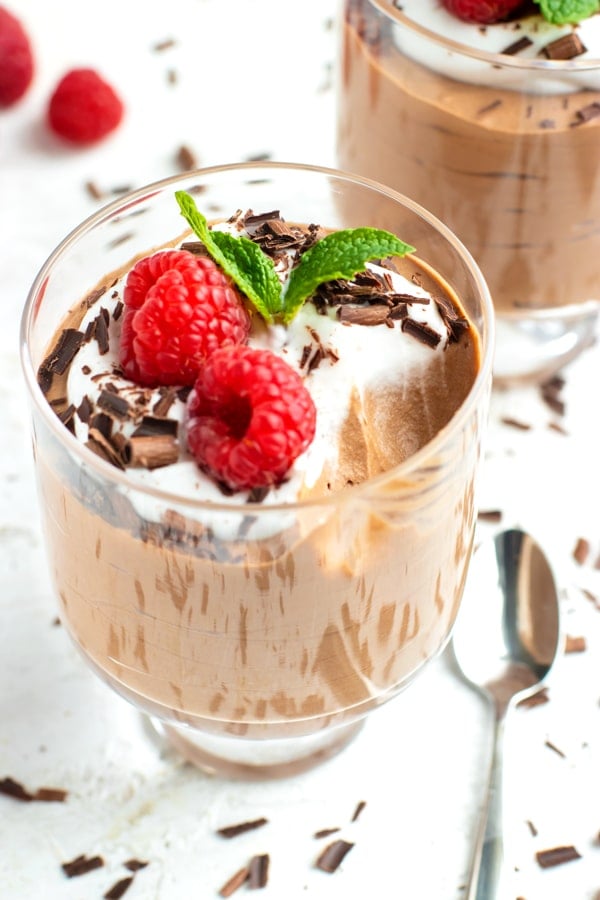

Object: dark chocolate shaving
[97,389,130,420]
[104,876,134,899]
[77,395,93,424]
[314,827,341,839]
[351,800,366,822]
[572,101,600,125]
[0,776,32,801]
[248,854,269,889]
[401,317,441,348]
[131,416,178,438]
[33,787,68,802]
[217,817,269,839]
[316,839,354,873]
[573,537,590,565]
[177,145,198,171]
[123,859,149,872]
[218,866,250,897]
[152,388,177,417]
[61,854,105,878]
[535,845,581,868]
[542,33,586,60]
[125,434,179,469]
[338,305,390,326]
[39,329,85,392]
[502,36,533,56]
[565,634,586,653]
[478,510,503,523]
[435,295,469,343]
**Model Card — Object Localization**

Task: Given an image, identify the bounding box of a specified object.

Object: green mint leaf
[282,227,416,323]
[534,0,599,24]
[175,190,282,322]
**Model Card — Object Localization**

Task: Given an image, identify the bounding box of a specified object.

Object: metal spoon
[452,528,561,900]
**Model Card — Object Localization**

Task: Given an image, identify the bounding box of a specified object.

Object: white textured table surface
[1,2,599,898]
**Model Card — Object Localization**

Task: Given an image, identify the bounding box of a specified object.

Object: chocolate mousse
[337,0,600,317]
[32,196,484,768]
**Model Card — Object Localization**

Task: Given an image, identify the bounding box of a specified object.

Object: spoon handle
[467,711,506,900]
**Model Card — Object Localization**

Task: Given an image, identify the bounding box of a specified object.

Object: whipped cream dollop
[67,259,451,516]
[387,1,600,91]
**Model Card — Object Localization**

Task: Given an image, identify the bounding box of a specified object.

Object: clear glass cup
[337,0,600,383]
[21,162,493,778]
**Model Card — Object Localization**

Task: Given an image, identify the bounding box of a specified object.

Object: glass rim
[369,0,600,71]
[20,160,494,514]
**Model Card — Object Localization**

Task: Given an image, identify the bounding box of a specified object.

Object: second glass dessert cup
[21,162,494,778]
[337,0,600,383]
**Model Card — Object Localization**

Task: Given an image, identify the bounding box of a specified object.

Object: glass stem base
[149,718,365,780]
[493,301,599,385]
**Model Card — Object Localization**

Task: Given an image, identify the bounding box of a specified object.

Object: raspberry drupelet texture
[187,345,317,492]
[441,0,525,23]
[47,68,124,144]
[119,250,251,387]
[0,6,34,107]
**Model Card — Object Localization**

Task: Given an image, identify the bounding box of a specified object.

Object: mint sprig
[175,191,282,322]
[534,0,599,24]
[282,228,415,323]
[175,191,416,324]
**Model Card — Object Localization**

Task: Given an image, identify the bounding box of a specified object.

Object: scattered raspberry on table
[0,6,34,107]
[47,67,124,144]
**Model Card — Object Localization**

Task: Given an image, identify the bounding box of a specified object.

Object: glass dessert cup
[337,0,600,383]
[21,162,494,779]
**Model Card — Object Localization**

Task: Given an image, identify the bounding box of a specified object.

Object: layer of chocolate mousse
[337,3,600,315]
[35,217,482,741]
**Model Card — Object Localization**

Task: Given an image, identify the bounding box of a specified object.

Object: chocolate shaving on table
[217,817,269,839]
[565,634,587,653]
[401,317,441,349]
[573,537,590,565]
[176,144,198,171]
[501,416,531,431]
[61,854,105,878]
[33,787,68,802]
[314,827,341,839]
[248,854,270,889]
[542,33,586,60]
[39,328,85,392]
[544,738,566,758]
[123,859,149,872]
[0,776,33,801]
[540,374,566,416]
[315,839,354,873]
[518,686,549,708]
[85,180,105,200]
[351,800,366,822]
[526,819,538,837]
[218,866,250,897]
[478,509,503,523]
[502,36,533,56]
[104,876,134,899]
[535,845,581,868]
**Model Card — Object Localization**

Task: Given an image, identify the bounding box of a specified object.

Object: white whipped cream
[67,250,451,533]
[386,1,600,91]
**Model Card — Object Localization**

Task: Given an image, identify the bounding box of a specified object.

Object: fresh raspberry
[0,6,34,107]
[186,345,317,492]
[119,250,251,387]
[441,0,525,23]
[47,68,124,144]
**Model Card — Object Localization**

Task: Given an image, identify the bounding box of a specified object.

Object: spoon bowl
[452,528,561,900]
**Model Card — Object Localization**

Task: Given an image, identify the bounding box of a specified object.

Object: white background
[1,1,600,897]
